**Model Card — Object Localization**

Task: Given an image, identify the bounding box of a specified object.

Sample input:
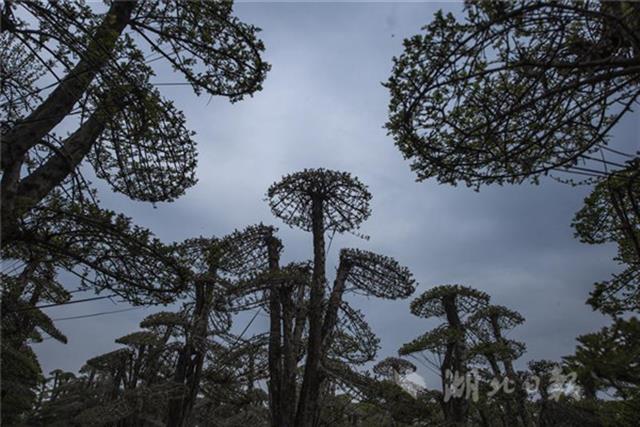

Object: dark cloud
[35,2,638,390]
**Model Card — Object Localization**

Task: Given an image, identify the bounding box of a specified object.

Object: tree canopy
[386,1,640,187]
[2,0,268,220]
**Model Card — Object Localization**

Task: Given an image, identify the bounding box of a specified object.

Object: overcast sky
[34,1,639,390]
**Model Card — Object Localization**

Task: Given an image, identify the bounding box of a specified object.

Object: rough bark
[320,258,350,348]
[166,274,214,427]
[1,1,134,168]
[490,316,530,427]
[275,283,309,426]
[296,197,326,427]
[442,295,468,427]
[1,1,134,240]
[266,236,284,426]
[13,111,106,211]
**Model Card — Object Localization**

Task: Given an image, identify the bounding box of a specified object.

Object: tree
[400,284,490,425]
[263,168,417,426]
[524,360,603,427]
[385,1,640,188]
[2,7,269,416]
[1,1,268,238]
[11,224,279,426]
[0,192,193,420]
[4,191,191,305]
[373,357,417,385]
[323,359,436,426]
[165,225,278,427]
[1,255,69,425]
[467,305,529,426]
[385,0,640,345]
[0,0,269,306]
[564,317,640,401]
[573,163,640,314]
[28,308,268,426]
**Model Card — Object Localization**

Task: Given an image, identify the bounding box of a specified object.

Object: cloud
[34,2,638,391]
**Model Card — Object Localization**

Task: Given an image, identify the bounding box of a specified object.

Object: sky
[33,1,639,391]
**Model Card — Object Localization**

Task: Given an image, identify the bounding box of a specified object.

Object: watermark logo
[443,368,580,402]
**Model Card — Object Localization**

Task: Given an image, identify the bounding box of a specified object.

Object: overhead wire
[7,294,117,313]
[52,306,143,321]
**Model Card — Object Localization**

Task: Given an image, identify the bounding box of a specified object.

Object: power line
[599,145,638,159]
[1,260,26,275]
[7,294,117,314]
[150,82,192,86]
[52,307,143,321]
[326,229,337,258]
[68,287,91,294]
[233,308,262,346]
[202,308,264,380]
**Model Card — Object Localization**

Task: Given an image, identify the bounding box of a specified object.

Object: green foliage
[373,357,417,379]
[0,343,43,426]
[573,166,640,247]
[573,165,640,314]
[13,191,190,305]
[267,168,372,233]
[399,324,464,356]
[323,360,436,426]
[2,0,269,206]
[385,1,640,187]
[140,311,190,329]
[410,284,490,318]
[341,248,416,299]
[330,303,381,365]
[1,258,70,425]
[564,317,640,399]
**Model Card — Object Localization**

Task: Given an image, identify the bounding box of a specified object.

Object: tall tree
[400,284,490,426]
[264,169,417,426]
[564,317,640,401]
[324,358,435,426]
[165,224,277,427]
[467,305,529,426]
[386,0,639,188]
[384,0,640,320]
[1,255,68,426]
[372,357,417,386]
[2,6,269,414]
[0,0,270,309]
[1,1,269,239]
[573,163,640,314]
[563,317,640,426]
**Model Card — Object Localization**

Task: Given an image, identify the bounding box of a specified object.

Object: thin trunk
[490,316,530,427]
[266,236,284,426]
[167,274,214,426]
[296,197,326,427]
[443,295,468,426]
[280,284,297,426]
[320,259,350,348]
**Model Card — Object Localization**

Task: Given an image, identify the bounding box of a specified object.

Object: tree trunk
[442,295,468,426]
[266,236,285,426]
[1,0,135,239]
[320,259,350,346]
[296,197,326,426]
[167,274,214,426]
[1,1,134,167]
[2,101,108,241]
[490,315,530,427]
